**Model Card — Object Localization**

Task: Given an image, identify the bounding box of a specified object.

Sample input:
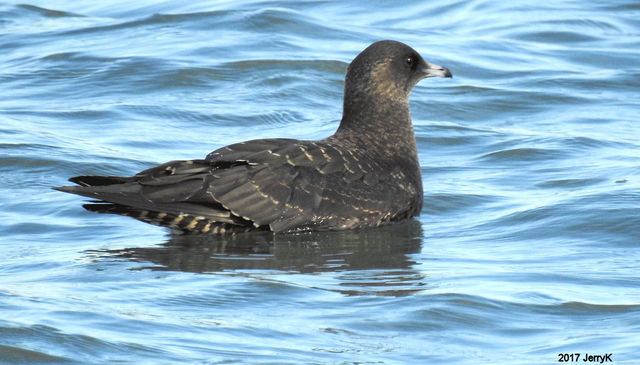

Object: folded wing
[57,138,415,233]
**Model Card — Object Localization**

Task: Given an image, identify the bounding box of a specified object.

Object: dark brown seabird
[55,40,452,234]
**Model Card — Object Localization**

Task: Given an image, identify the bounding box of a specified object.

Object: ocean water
[1,0,639,363]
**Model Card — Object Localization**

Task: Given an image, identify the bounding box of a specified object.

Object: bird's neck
[335,94,418,161]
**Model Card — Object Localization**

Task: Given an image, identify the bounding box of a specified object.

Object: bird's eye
[405,55,418,70]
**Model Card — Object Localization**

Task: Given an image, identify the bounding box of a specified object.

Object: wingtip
[53,176,89,193]
[53,185,74,193]
[53,184,93,196]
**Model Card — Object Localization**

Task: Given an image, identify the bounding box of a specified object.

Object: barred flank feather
[83,204,260,234]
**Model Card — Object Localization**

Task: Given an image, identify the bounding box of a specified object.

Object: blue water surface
[1,1,639,364]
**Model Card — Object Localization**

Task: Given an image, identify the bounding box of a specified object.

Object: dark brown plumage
[55,40,452,234]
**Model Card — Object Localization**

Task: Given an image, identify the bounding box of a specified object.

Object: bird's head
[344,40,452,106]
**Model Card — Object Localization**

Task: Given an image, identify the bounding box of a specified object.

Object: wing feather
[58,138,420,233]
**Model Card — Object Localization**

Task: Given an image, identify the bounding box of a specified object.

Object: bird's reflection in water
[99,220,426,296]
